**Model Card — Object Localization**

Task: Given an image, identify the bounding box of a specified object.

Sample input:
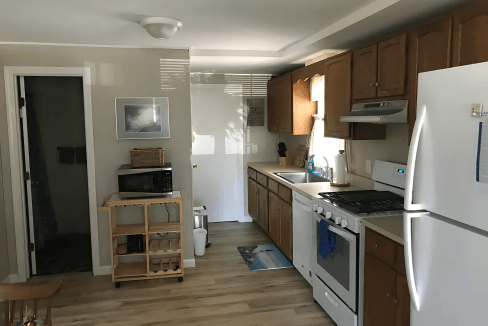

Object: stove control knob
[325,212,332,219]
[317,206,324,214]
[341,220,348,228]
[313,204,318,212]
[334,216,342,224]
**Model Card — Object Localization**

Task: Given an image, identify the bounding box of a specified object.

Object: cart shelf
[114,262,147,278]
[100,191,185,288]
[112,223,146,237]
[148,222,181,234]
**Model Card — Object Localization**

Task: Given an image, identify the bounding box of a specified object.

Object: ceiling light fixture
[140,17,183,40]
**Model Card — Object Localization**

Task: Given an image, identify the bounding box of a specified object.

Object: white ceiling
[0,0,475,74]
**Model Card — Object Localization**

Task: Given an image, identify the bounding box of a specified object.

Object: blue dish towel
[319,219,336,260]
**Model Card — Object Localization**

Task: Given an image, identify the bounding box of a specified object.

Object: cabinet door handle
[375,82,379,87]
[370,83,373,87]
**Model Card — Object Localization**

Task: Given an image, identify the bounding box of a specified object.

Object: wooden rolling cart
[98,191,184,288]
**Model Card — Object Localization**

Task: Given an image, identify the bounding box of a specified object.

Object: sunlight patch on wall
[160,58,190,90]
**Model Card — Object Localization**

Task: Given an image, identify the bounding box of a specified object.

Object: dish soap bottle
[308,155,315,173]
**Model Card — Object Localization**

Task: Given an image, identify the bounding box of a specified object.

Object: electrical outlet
[366,160,372,174]
[252,145,258,153]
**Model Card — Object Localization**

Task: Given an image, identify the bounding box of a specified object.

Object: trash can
[193,206,211,248]
[193,228,208,256]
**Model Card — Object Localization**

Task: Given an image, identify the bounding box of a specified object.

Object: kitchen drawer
[396,244,406,275]
[256,173,268,187]
[365,228,396,267]
[268,178,279,194]
[313,274,357,326]
[248,168,257,180]
[278,184,292,204]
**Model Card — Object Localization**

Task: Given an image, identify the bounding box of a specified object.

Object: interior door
[191,84,245,222]
[377,33,407,97]
[324,53,352,139]
[18,77,37,275]
[353,44,378,99]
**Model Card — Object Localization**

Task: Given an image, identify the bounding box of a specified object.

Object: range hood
[340,100,408,124]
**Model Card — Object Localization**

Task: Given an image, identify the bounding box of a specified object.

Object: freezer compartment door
[409,212,488,326]
[414,62,488,231]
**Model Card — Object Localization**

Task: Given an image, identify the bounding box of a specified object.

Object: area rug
[237,244,293,271]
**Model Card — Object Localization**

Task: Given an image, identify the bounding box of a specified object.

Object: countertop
[247,162,371,200]
[362,215,404,245]
[248,161,404,244]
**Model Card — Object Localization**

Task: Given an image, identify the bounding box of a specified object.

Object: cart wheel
[205,243,211,248]
[115,282,121,288]
[178,277,183,282]
[314,299,318,303]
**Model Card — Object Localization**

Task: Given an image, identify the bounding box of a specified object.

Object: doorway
[19,76,92,276]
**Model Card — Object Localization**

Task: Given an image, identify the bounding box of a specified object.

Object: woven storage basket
[130,148,165,168]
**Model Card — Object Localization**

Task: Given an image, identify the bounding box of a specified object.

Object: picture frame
[115,97,170,139]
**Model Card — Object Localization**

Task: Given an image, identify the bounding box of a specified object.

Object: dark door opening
[19,76,92,276]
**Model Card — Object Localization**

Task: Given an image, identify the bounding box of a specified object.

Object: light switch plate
[366,160,372,174]
[252,145,258,153]
[472,103,483,117]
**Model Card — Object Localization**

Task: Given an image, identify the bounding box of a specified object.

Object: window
[308,75,344,174]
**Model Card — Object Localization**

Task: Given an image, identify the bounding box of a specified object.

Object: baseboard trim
[2,274,19,283]
[97,266,112,275]
[184,259,195,268]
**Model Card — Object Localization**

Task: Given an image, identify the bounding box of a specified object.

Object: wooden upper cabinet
[267,80,279,132]
[414,18,452,73]
[324,52,352,139]
[278,75,293,133]
[452,2,488,66]
[353,44,378,99]
[292,79,316,135]
[377,33,407,97]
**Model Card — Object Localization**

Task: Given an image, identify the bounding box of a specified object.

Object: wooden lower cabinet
[364,254,398,326]
[257,184,268,233]
[268,191,280,244]
[364,228,410,326]
[279,199,292,260]
[396,274,410,326]
[248,178,257,219]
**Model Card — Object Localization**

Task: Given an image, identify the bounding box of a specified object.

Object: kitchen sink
[274,172,330,184]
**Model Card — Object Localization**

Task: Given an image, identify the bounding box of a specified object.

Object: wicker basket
[130,148,165,168]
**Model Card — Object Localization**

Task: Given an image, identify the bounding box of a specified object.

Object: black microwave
[117,163,172,198]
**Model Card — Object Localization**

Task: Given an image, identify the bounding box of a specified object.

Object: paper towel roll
[334,150,346,185]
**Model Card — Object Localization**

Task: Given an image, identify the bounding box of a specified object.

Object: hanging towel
[57,147,75,164]
[319,219,336,260]
[76,146,87,164]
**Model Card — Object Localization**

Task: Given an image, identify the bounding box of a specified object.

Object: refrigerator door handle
[405,105,427,210]
[404,211,428,311]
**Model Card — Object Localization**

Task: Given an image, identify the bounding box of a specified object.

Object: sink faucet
[315,156,330,179]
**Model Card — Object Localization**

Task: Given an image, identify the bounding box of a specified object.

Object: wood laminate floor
[27,222,337,325]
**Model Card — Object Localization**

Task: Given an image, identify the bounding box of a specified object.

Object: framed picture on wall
[115,97,170,139]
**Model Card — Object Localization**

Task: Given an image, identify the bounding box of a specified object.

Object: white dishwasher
[292,191,313,285]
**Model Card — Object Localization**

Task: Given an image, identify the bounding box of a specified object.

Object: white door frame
[4,66,100,282]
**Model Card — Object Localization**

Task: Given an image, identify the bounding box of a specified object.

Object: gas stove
[318,190,404,214]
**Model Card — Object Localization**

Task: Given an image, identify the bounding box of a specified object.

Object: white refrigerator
[404,62,488,325]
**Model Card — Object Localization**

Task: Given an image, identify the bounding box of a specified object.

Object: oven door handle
[313,212,355,241]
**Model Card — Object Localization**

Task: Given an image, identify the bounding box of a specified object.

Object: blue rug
[237,244,293,271]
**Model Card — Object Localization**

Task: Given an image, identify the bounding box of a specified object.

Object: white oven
[312,209,358,309]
